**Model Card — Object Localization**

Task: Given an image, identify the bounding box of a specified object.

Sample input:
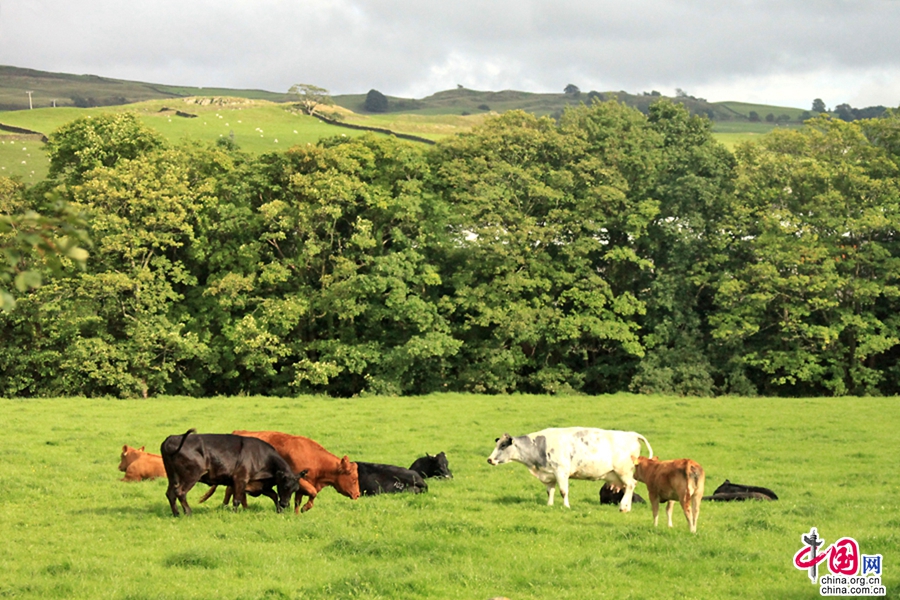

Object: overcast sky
[2,0,899,110]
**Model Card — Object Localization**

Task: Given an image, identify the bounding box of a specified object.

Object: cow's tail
[636,433,653,459]
[172,428,196,456]
[686,462,705,502]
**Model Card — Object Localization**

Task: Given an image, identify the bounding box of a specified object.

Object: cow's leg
[259,485,279,510]
[665,500,676,527]
[166,482,180,516]
[545,482,556,506]
[690,492,702,533]
[231,479,248,510]
[296,480,319,514]
[222,486,234,506]
[678,497,693,531]
[650,494,660,527]
[557,474,571,508]
[616,471,638,513]
[173,480,196,516]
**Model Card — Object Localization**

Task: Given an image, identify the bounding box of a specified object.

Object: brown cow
[633,456,705,533]
[118,445,167,482]
[198,430,360,513]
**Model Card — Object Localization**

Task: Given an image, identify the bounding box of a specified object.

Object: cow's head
[334,456,361,500]
[275,470,302,513]
[118,445,144,471]
[487,433,517,465]
[413,452,453,478]
[431,452,453,478]
[632,455,656,482]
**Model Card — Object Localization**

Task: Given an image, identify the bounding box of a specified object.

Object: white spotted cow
[487,427,653,512]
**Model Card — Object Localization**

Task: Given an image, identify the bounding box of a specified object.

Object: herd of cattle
[118,426,776,533]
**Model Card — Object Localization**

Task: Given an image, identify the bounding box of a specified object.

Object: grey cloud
[1,0,898,107]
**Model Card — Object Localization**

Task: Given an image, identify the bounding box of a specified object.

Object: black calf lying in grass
[703,479,778,501]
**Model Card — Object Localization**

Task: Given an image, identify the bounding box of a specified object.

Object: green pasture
[0,100,383,157]
[1,394,896,599]
[0,136,49,181]
[716,101,808,122]
[0,98,803,177]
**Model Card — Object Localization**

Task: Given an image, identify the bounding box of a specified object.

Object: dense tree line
[2,102,900,398]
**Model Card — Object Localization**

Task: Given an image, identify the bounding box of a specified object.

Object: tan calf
[633,456,705,533]
[118,445,167,482]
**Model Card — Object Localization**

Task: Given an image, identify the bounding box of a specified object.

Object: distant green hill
[0,65,291,111]
[3,65,812,124]
[332,87,761,121]
[0,65,823,183]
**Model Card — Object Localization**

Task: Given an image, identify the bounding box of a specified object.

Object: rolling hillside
[2,64,808,122]
[0,65,823,182]
[0,65,291,111]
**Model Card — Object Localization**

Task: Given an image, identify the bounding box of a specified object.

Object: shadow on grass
[72,502,273,518]
[492,495,541,505]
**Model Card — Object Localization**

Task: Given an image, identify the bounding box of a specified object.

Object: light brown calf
[118,445,167,482]
[633,456,705,533]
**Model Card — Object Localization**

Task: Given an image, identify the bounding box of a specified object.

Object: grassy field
[0,393,896,599]
[0,97,791,182]
[0,136,50,181]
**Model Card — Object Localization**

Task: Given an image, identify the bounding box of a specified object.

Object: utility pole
[26,91,33,109]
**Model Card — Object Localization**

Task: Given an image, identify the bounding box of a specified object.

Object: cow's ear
[139,446,145,452]
[340,456,351,472]
[122,445,128,453]
[632,455,639,466]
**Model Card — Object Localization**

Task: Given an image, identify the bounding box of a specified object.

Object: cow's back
[537,427,644,478]
[233,430,337,479]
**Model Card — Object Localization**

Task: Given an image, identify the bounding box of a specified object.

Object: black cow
[709,479,778,500]
[703,491,774,502]
[409,452,452,479]
[160,429,301,516]
[355,461,428,495]
[599,482,645,505]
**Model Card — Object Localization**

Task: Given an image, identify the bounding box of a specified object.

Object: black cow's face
[276,471,301,512]
[433,452,452,478]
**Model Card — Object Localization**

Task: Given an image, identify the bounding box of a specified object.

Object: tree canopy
[3,103,900,398]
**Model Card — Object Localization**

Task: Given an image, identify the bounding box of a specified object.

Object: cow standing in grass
[487,427,653,512]
[199,430,360,513]
[160,429,301,516]
[633,456,705,533]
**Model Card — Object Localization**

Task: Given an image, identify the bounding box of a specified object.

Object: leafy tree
[364,89,389,113]
[288,83,333,116]
[630,100,738,396]
[432,105,659,394]
[712,116,900,395]
[835,103,855,121]
[748,111,760,122]
[242,135,458,396]
[45,112,166,185]
[564,84,581,96]
[0,178,89,310]
[812,98,827,113]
